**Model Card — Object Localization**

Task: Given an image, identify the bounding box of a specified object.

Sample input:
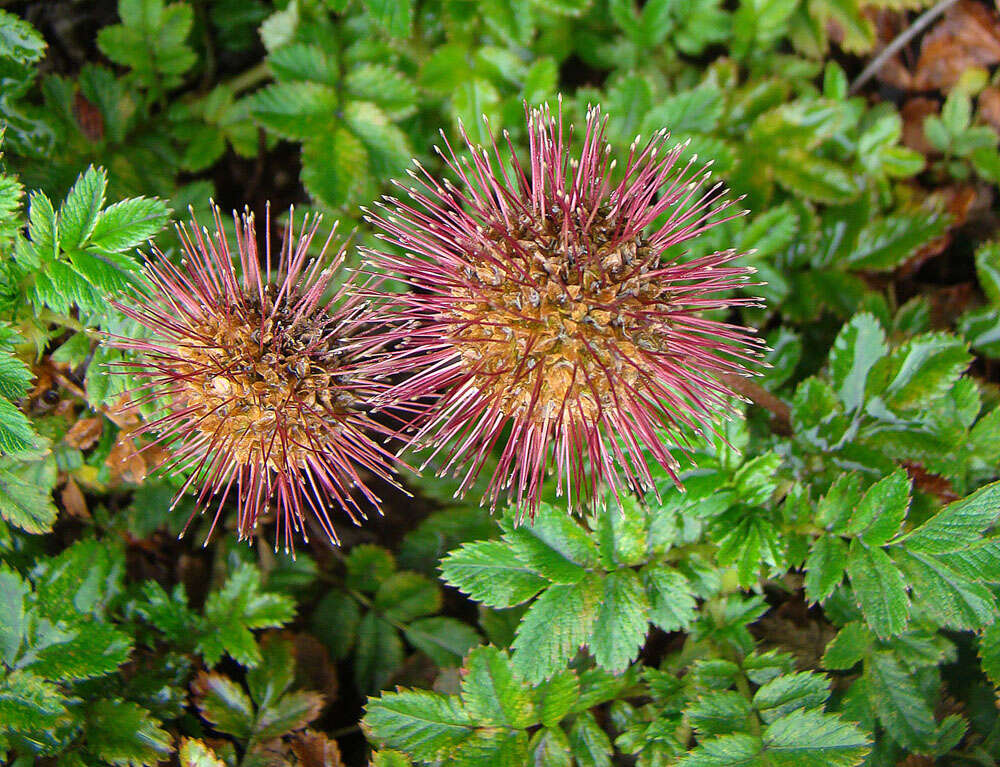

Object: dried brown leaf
[63,416,103,449]
[913,0,1000,91]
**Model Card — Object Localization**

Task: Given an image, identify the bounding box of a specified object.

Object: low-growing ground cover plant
[2,1,1000,766]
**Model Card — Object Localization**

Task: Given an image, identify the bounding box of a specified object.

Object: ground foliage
[2,0,1000,765]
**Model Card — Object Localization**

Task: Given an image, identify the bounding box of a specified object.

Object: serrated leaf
[895,548,997,631]
[89,197,169,253]
[846,540,909,638]
[312,590,361,660]
[821,622,872,671]
[0,568,25,664]
[803,535,847,604]
[440,540,548,608]
[405,616,480,667]
[455,729,529,767]
[829,313,886,412]
[302,128,369,209]
[0,669,66,731]
[762,708,869,766]
[900,481,1000,554]
[588,570,649,673]
[871,333,972,413]
[179,738,226,767]
[848,470,910,545]
[355,612,404,694]
[753,672,831,723]
[0,455,56,531]
[0,9,46,63]
[255,690,324,741]
[59,166,107,251]
[975,242,1000,306]
[535,669,580,727]
[512,575,603,683]
[344,63,416,120]
[686,691,753,736]
[502,505,598,584]
[375,571,441,623]
[0,397,38,456]
[192,671,254,740]
[771,150,859,204]
[847,213,948,271]
[980,621,1000,687]
[346,544,396,593]
[460,645,537,728]
[864,650,936,753]
[249,81,339,141]
[363,0,413,36]
[644,564,698,632]
[363,689,473,761]
[0,351,32,402]
[568,710,613,767]
[86,699,173,767]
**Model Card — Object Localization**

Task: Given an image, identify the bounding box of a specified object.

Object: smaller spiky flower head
[109,203,401,551]
[361,101,765,518]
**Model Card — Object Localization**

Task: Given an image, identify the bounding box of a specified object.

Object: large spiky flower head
[109,203,401,551]
[361,101,765,518]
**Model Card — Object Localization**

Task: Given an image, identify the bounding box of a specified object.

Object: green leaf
[179,739,227,767]
[375,571,441,623]
[346,544,396,593]
[847,213,948,271]
[846,540,909,638]
[529,726,574,767]
[770,150,859,204]
[363,689,473,761]
[644,565,698,632]
[821,622,871,671]
[869,333,972,413]
[440,540,547,608]
[0,9,46,63]
[312,590,361,660]
[588,570,649,673]
[0,397,39,456]
[762,708,869,766]
[344,64,417,120]
[975,241,1000,306]
[302,128,369,209]
[901,481,1000,554]
[455,729,530,766]
[0,568,25,664]
[535,669,580,727]
[199,564,295,667]
[268,43,338,84]
[0,455,57,531]
[460,646,537,728]
[59,166,107,252]
[355,612,404,694]
[405,616,480,667]
[249,81,339,142]
[342,100,411,181]
[192,672,255,740]
[85,699,173,767]
[511,575,603,683]
[864,650,936,753]
[804,536,848,604]
[255,690,324,741]
[847,470,910,545]
[0,669,66,732]
[686,691,754,736]
[89,197,169,253]
[34,537,124,618]
[502,506,598,584]
[829,313,886,412]
[568,710,613,767]
[363,0,413,36]
[980,621,1000,687]
[753,672,831,723]
[895,548,997,631]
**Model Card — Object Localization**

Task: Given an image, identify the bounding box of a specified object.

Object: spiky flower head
[110,203,400,550]
[362,102,764,518]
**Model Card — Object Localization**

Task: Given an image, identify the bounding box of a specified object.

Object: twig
[719,373,792,436]
[849,0,960,95]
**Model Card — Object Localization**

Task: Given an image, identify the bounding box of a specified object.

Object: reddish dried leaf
[913,0,1000,91]
[60,478,90,520]
[903,461,960,502]
[107,436,148,484]
[73,91,105,143]
[290,731,344,767]
[979,86,1000,134]
[63,416,103,449]
[902,97,939,155]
